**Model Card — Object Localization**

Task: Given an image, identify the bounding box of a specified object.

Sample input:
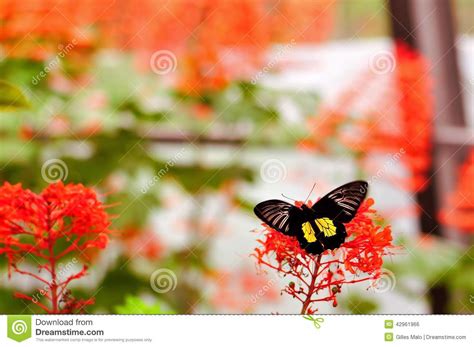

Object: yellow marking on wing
[302,222,317,242]
[315,218,336,237]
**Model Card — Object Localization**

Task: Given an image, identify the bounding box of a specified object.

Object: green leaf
[114,295,175,314]
[0,80,30,111]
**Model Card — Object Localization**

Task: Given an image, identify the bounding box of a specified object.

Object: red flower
[342,198,393,274]
[1,0,335,92]
[439,150,474,233]
[252,198,394,314]
[120,226,164,260]
[303,42,434,193]
[352,43,434,192]
[0,181,112,313]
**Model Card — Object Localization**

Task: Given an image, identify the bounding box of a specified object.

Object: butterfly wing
[312,180,368,223]
[296,220,347,255]
[254,199,299,235]
[254,181,368,255]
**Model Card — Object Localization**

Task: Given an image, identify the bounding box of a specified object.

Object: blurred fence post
[387,0,469,313]
[409,0,469,239]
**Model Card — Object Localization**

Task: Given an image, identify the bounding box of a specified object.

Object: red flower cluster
[0,0,99,61]
[350,43,434,191]
[0,182,111,313]
[392,42,434,191]
[302,42,434,193]
[439,150,474,233]
[1,0,335,92]
[252,198,394,314]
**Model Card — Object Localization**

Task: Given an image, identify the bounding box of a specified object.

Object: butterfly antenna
[303,183,317,204]
[281,193,297,202]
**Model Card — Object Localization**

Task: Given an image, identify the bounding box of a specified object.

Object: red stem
[284,287,304,303]
[300,254,322,314]
[13,267,49,285]
[258,258,311,287]
[46,203,59,313]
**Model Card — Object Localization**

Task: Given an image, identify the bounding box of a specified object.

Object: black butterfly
[254,181,368,255]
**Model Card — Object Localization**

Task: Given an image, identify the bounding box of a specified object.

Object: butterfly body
[254,181,368,255]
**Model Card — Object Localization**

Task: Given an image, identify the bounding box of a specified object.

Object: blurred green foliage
[340,293,379,314]
[0,49,319,314]
[0,80,30,111]
[387,236,474,313]
[114,295,174,314]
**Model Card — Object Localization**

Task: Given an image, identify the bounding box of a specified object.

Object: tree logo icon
[7,315,32,342]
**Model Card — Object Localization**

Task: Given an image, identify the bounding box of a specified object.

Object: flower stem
[300,254,322,314]
[49,253,58,313]
[46,202,59,313]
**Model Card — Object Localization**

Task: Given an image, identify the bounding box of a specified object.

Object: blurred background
[0,0,472,314]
